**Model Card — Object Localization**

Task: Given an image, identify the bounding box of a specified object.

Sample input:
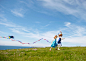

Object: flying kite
[0,36,51,45]
[9,36,14,39]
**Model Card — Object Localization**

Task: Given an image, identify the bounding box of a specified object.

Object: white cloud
[11,27,59,41]
[64,22,86,37]
[0,40,22,46]
[11,9,24,17]
[38,0,86,20]
[63,36,86,46]
[0,31,7,34]
[41,24,50,29]
[35,21,40,23]
[20,0,34,8]
[45,24,49,26]
[0,14,7,21]
[0,5,5,9]
[64,22,71,27]
[0,22,18,27]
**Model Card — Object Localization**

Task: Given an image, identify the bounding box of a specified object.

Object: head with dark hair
[59,34,62,37]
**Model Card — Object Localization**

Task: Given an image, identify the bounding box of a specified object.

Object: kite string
[0,36,51,45]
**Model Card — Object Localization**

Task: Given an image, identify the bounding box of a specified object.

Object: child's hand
[60,31,62,33]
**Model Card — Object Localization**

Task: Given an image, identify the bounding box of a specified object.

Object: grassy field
[0,47,86,61]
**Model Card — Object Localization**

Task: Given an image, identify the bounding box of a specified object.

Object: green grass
[0,47,86,61]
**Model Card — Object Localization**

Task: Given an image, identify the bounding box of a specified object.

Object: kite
[0,36,51,45]
[9,36,14,39]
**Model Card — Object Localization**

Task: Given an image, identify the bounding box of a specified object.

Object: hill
[0,47,86,61]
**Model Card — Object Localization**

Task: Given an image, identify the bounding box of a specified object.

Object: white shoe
[58,49,60,50]
[49,48,51,51]
[49,49,51,51]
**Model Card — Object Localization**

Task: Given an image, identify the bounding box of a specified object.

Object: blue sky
[0,0,86,47]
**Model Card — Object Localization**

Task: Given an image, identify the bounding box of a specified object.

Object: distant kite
[9,36,14,39]
[0,36,51,45]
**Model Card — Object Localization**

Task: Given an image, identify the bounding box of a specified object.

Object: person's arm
[61,38,65,40]
[51,39,54,43]
[60,31,62,34]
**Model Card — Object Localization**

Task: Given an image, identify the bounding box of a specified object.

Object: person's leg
[58,44,61,50]
[55,45,58,50]
[49,47,53,51]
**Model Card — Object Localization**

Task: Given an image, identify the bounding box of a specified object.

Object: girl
[49,35,58,51]
[57,31,65,50]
